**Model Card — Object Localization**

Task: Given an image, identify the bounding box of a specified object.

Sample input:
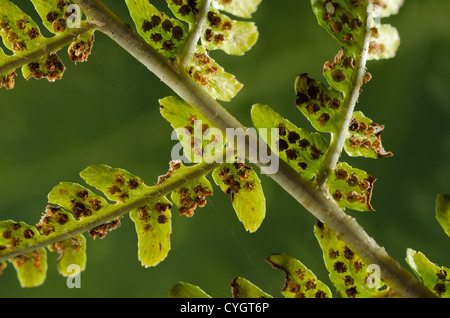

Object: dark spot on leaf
[172,26,184,41]
[335,168,349,180]
[296,93,309,105]
[277,139,289,152]
[150,33,163,43]
[288,131,300,144]
[157,215,168,224]
[88,199,102,211]
[436,269,447,281]
[117,191,129,203]
[306,103,320,115]
[299,139,311,149]
[89,217,122,240]
[47,11,58,23]
[347,174,359,187]
[318,113,330,126]
[114,174,126,186]
[27,27,39,40]
[330,98,341,110]
[343,246,355,260]
[11,223,21,231]
[328,248,339,259]
[277,123,287,136]
[127,178,140,190]
[2,229,12,239]
[332,190,343,201]
[162,20,173,32]
[315,290,327,298]
[154,202,171,214]
[77,190,89,201]
[345,287,357,298]
[434,283,446,296]
[286,149,298,160]
[344,275,355,286]
[305,279,317,290]
[52,19,66,33]
[56,213,69,225]
[353,259,363,272]
[108,185,121,195]
[163,40,175,51]
[310,145,323,159]
[308,85,319,100]
[334,261,347,273]
[207,11,222,27]
[138,206,150,220]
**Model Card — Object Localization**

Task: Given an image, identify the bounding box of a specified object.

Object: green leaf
[295,73,346,134]
[48,234,86,277]
[0,0,95,89]
[406,249,450,298]
[79,165,151,203]
[0,220,42,254]
[436,194,450,237]
[311,0,367,55]
[170,162,214,217]
[367,24,400,61]
[169,282,212,298]
[185,46,243,101]
[0,0,45,53]
[251,103,328,180]
[10,248,47,288]
[327,162,377,212]
[201,8,258,56]
[47,182,112,219]
[231,277,272,298]
[266,253,332,298]
[344,111,392,159]
[31,0,77,34]
[322,48,356,94]
[314,222,390,297]
[79,164,176,267]
[21,52,65,82]
[126,0,187,58]
[212,163,265,233]
[160,95,226,163]
[129,197,172,268]
[372,0,404,18]
[212,0,262,18]
[166,0,204,25]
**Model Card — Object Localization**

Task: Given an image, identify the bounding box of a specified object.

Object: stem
[0,22,96,76]
[0,160,221,262]
[73,0,435,298]
[179,0,212,67]
[316,6,374,189]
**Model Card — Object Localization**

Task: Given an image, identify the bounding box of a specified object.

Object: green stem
[72,0,436,298]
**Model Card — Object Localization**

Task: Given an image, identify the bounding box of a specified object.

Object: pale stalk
[316,4,375,189]
[179,0,212,67]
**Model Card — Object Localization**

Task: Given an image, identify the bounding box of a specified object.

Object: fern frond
[125,0,259,102]
[160,96,266,232]
[0,0,96,89]
[406,249,450,298]
[0,160,220,286]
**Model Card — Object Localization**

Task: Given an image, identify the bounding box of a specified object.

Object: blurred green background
[0,0,449,297]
